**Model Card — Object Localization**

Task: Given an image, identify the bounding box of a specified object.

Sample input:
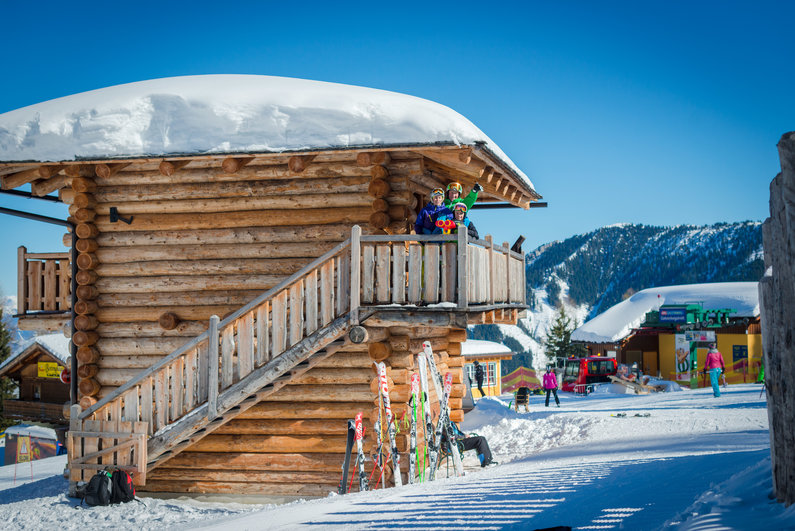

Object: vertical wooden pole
[68,403,82,491]
[486,235,495,305]
[457,229,468,309]
[350,225,361,325]
[207,315,219,420]
[504,242,512,303]
[17,246,26,314]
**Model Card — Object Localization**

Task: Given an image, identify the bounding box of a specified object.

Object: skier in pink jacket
[704,343,726,397]
[543,366,560,407]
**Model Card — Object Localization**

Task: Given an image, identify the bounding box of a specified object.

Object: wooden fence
[17,246,70,314]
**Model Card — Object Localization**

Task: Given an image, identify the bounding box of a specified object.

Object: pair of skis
[419,341,464,480]
[338,413,368,494]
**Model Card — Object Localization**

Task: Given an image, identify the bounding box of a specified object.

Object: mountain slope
[469,221,764,370]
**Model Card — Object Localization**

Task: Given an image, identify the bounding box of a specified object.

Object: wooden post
[486,236,495,305]
[17,246,26,314]
[68,403,82,491]
[350,225,361,325]
[207,315,219,420]
[504,242,511,303]
[457,229,468,309]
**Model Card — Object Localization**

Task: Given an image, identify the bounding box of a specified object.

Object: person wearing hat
[704,343,726,397]
[473,360,485,397]
[415,188,452,235]
[444,181,482,211]
[543,366,560,407]
[435,202,479,239]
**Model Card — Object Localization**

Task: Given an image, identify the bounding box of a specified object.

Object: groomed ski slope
[2,384,793,530]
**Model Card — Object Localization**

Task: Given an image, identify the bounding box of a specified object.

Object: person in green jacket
[444,181,482,211]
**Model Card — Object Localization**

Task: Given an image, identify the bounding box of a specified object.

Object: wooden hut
[0,75,542,498]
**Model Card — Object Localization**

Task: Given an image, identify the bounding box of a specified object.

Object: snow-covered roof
[0,74,533,190]
[0,333,70,374]
[462,339,513,356]
[572,282,760,343]
[3,424,58,440]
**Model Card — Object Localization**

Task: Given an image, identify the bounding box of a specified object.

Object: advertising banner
[37,362,62,378]
[684,331,716,343]
[674,334,690,381]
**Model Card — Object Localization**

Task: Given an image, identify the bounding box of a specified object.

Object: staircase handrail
[79,235,355,421]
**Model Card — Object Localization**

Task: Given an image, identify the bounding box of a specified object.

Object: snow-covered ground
[2,384,793,530]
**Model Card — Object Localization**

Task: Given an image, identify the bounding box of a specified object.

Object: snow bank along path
[1,384,793,530]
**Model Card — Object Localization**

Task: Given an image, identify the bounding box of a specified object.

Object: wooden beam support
[2,168,41,190]
[95,163,130,179]
[220,157,254,174]
[288,155,316,173]
[31,173,71,196]
[158,160,191,176]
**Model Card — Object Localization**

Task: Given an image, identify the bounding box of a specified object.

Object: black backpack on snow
[111,470,136,503]
[83,471,113,506]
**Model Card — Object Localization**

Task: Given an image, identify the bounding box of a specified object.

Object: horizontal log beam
[95,225,350,247]
[95,258,304,277]
[94,274,285,293]
[160,451,354,471]
[237,402,374,420]
[94,242,334,264]
[215,419,351,435]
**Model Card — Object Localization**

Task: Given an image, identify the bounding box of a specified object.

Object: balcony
[3,399,67,425]
[15,246,71,332]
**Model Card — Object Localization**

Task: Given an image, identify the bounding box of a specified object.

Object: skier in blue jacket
[434,202,479,239]
[415,188,452,235]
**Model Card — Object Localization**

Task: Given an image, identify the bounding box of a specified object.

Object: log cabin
[0,75,543,498]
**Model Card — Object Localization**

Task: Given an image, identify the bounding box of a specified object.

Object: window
[466,362,498,386]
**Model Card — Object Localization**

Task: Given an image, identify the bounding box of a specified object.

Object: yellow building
[462,340,514,397]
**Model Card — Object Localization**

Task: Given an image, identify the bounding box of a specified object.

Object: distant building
[572,282,761,386]
[0,334,70,428]
[461,340,515,397]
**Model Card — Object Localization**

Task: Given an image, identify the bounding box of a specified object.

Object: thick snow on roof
[0,75,533,189]
[0,333,70,373]
[462,339,512,356]
[4,424,58,440]
[572,282,760,343]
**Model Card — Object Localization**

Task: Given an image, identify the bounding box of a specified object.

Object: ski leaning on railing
[338,419,356,494]
[416,350,437,479]
[376,361,403,487]
[423,341,464,478]
[354,412,369,492]
[408,372,420,484]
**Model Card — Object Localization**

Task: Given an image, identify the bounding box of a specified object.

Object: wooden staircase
[68,226,527,489]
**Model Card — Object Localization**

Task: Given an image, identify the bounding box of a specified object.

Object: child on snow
[415,188,452,235]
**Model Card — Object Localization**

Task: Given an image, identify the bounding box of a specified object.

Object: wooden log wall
[759,131,795,507]
[144,324,467,494]
[58,152,428,405]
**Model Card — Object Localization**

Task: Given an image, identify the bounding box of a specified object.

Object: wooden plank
[100,420,117,466]
[58,259,70,310]
[117,421,133,466]
[171,357,184,420]
[350,225,361,323]
[272,290,288,355]
[441,242,457,302]
[392,243,406,304]
[361,245,375,304]
[43,260,57,311]
[28,260,42,311]
[83,419,101,473]
[197,341,209,405]
[289,281,304,346]
[154,370,167,431]
[184,349,196,411]
[256,302,270,366]
[423,243,440,303]
[140,378,153,435]
[486,236,495,304]
[238,311,254,380]
[408,244,422,303]
[122,389,139,423]
[504,241,512,304]
[336,254,350,315]
[17,247,26,314]
[305,270,318,335]
[375,245,390,303]
[320,261,334,325]
[221,325,235,388]
[68,405,82,482]
[458,229,469,308]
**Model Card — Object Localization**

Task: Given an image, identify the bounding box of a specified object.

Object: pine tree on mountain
[544,306,586,365]
[0,307,17,430]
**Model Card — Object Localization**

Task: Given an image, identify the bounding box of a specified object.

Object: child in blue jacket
[415,188,452,234]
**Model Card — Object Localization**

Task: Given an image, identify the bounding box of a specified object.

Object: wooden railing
[17,246,70,314]
[3,400,66,423]
[77,234,354,435]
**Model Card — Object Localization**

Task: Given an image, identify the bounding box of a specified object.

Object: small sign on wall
[733,345,748,364]
[37,362,61,378]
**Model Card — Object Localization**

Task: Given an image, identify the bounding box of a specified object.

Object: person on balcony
[435,203,479,239]
[444,181,482,210]
[415,188,452,235]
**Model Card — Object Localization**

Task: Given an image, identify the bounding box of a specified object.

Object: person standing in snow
[543,366,560,407]
[444,181,482,211]
[415,188,452,235]
[704,343,726,397]
[473,360,485,397]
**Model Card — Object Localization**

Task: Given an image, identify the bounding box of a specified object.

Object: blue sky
[1,0,792,300]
